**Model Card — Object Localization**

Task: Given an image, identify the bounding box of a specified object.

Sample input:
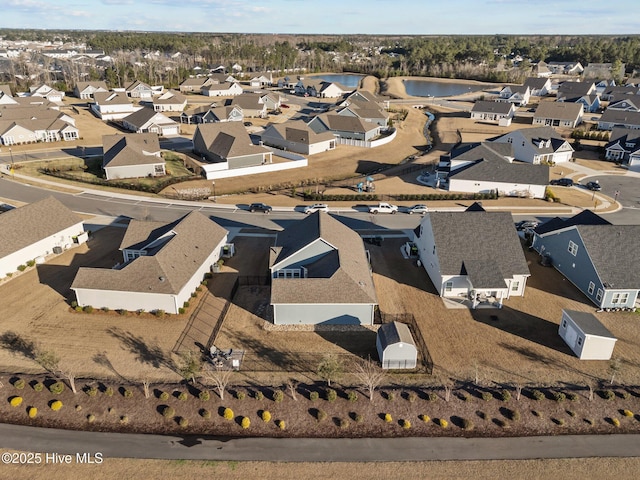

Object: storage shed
[376,322,418,369]
[559,310,617,360]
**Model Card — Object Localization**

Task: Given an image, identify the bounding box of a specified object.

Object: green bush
[13,379,25,390]
[201,409,211,419]
[386,392,395,402]
[33,382,44,392]
[309,391,319,401]
[407,391,417,403]
[326,388,337,402]
[255,391,264,401]
[566,392,578,401]
[236,391,246,400]
[183,301,190,308]
[101,306,110,312]
[500,389,511,402]
[339,418,350,429]
[177,391,187,401]
[17,264,27,272]
[178,308,185,314]
[223,408,234,420]
[553,391,566,403]
[154,309,165,318]
[621,391,631,400]
[159,391,169,401]
[481,391,493,401]
[354,413,363,423]
[162,406,175,418]
[531,390,545,401]
[123,389,133,398]
[316,409,327,422]
[348,391,358,403]
[427,392,438,402]
[75,306,83,312]
[86,386,98,397]
[602,390,615,400]
[105,386,114,397]
[199,390,210,401]
[273,390,284,403]
[461,418,474,430]
[70,300,78,308]
[83,305,94,313]
[49,382,65,394]
[27,259,36,267]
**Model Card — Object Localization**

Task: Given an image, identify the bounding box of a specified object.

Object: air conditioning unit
[53,246,63,254]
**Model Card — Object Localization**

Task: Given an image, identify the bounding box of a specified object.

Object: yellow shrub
[612,418,621,427]
[10,396,23,407]
[439,418,448,428]
[51,400,63,411]
[384,413,392,423]
[261,410,271,422]
[223,407,234,420]
[623,410,634,417]
[241,417,251,429]
[420,414,430,423]
[278,420,286,430]
[28,407,37,418]
[402,419,411,429]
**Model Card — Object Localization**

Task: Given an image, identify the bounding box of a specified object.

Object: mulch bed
[2,375,640,438]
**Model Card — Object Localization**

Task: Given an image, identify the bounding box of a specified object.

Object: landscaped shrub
[458,392,470,402]
[326,388,337,402]
[49,382,65,394]
[612,418,621,427]
[584,418,594,425]
[553,418,565,426]
[621,391,631,400]
[201,409,211,419]
[278,420,286,430]
[531,390,544,401]
[50,400,63,411]
[75,405,82,411]
[101,307,110,312]
[162,406,175,418]
[27,260,36,267]
[17,264,27,272]
[386,392,395,402]
[236,391,245,400]
[261,410,271,422]
[384,413,392,423]
[407,391,417,403]
[309,391,319,402]
[183,301,190,308]
[154,309,165,318]
[241,417,250,429]
[500,389,511,402]
[255,391,264,401]
[123,389,133,398]
[402,419,411,429]
[566,392,578,401]
[179,417,189,428]
[28,407,37,418]
[348,391,358,403]
[354,413,363,423]
[495,419,507,428]
[602,390,615,400]
[223,408,234,420]
[199,390,210,401]
[481,391,493,401]
[316,409,327,422]
[178,391,187,401]
[87,414,96,423]
[13,379,25,390]
[567,410,576,417]
[420,414,430,423]
[427,392,438,402]
[461,418,474,430]
[120,415,129,424]
[273,390,284,403]
[86,386,98,397]
[623,409,634,417]
[553,391,566,402]
[33,382,44,392]
[438,418,448,428]
[178,308,186,314]
[83,305,94,313]
[339,418,350,429]
[105,386,114,397]
[159,391,169,401]
[10,396,23,407]
[75,306,83,312]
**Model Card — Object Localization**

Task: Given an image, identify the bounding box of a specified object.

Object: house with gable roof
[71,211,228,314]
[490,126,574,164]
[74,81,109,100]
[524,77,553,97]
[121,107,179,137]
[0,197,86,279]
[201,82,243,97]
[414,204,530,308]
[102,133,164,180]
[598,109,640,130]
[269,211,377,325]
[227,93,267,118]
[29,84,65,103]
[604,127,640,171]
[307,113,380,141]
[607,95,640,112]
[498,85,530,106]
[533,102,583,128]
[152,89,187,112]
[260,120,336,155]
[91,91,141,120]
[125,80,154,100]
[531,211,640,309]
[470,101,515,125]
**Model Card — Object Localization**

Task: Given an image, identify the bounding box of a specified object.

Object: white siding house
[559,310,617,360]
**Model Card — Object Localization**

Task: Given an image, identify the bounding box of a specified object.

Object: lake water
[403,79,485,97]
[315,74,364,88]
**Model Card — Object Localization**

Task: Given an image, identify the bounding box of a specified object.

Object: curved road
[0,423,639,461]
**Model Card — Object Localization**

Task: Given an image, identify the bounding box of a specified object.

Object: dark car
[585,181,602,191]
[248,202,272,213]
[550,178,574,187]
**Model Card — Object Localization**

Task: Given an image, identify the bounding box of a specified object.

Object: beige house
[102,133,164,180]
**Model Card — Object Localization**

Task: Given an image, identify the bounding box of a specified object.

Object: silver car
[406,204,429,215]
[303,203,329,214]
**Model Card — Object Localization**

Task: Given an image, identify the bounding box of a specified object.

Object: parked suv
[248,203,272,213]
[585,181,601,191]
[550,178,574,187]
[303,203,329,214]
[406,204,429,215]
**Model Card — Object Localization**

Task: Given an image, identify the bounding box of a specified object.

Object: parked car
[368,202,398,214]
[515,220,539,231]
[550,178,574,187]
[243,121,253,126]
[406,204,429,215]
[0,203,16,212]
[585,181,601,191]
[280,104,290,108]
[303,203,329,214]
[248,203,272,213]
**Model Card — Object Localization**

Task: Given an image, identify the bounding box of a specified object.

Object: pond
[403,79,486,97]
[313,74,365,88]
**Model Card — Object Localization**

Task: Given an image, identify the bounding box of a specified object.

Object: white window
[568,240,578,256]
[596,289,603,302]
[612,293,629,305]
[511,281,520,292]
[445,281,453,292]
[588,282,595,295]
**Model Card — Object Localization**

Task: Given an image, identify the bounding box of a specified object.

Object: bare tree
[317,354,343,387]
[286,378,298,401]
[443,382,453,402]
[587,383,594,401]
[61,370,77,394]
[352,357,385,402]
[142,379,151,399]
[514,383,523,401]
[609,356,622,385]
[203,366,233,400]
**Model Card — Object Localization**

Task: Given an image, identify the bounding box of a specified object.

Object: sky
[1,0,638,35]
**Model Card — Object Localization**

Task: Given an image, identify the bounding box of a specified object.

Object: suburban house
[439,142,549,198]
[414,204,530,307]
[192,122,272,178]
[28,84,65,103]
[598,109,640,130]
[334,101,389,127]
[376,322,418,369]
[74,81,109,100]
[71,211,228,315]
[102,133,164,180]
[180,76,214,93]
[532,211,640,309]
[125,80,154,100]
[0,105,79,145]
[307,113,381,141]
[180,105,243,124]
[152,89,187,112]
[490,126,574,164]
[470,101,515,125]
[91,91,141,121]
[547,61,584,75]
[248,73,273,87]
[524,77,553,97]
[557,81,596,100]
[607,95,640,112]
[201,82,243,97]
[227,93,267,118]
[533,102,583,128]
[605,127,640,171]
[595,79,616,95]
[533,61,553,78]
[269,211,377,325]
[0,196,86,279]
[583,62,626,80]
[121,107,179,137]
[0,85,16,105]
[295,79,351,98]
[498,85,531,106]
[559,310,617,360]
[601,85,640,102]
[260,120,337,155]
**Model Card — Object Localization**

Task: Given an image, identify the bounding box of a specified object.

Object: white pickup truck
[368,202,398,214]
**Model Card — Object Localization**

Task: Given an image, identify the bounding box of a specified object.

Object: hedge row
[303,192,498,202]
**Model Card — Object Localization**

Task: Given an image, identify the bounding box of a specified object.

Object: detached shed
[559,310,617,360]
[376,322,418,369]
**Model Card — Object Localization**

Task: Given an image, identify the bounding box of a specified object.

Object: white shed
[376,322,418,369]
[559,310,617,360]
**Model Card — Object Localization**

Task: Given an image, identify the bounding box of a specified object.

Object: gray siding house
[376,322,418,369]
[559,310,617,360]
[269,212,377,325]
[532,211,640,309]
